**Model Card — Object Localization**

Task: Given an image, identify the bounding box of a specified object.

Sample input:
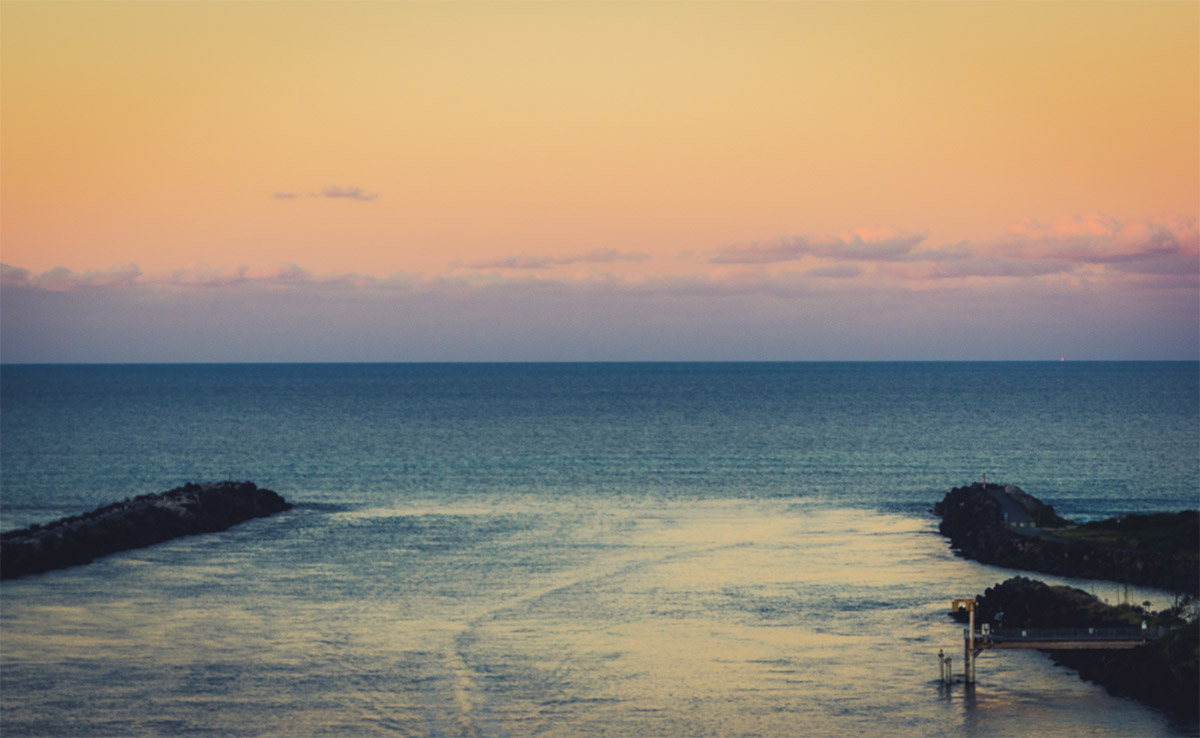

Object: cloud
[710,229,925,264]
[155,262,333,288]
[318,185,377,201]
[1109,252,1200,276]
[697,214,1198,286]
[160,264,250,287]
[804,264,863,279]
[698,214,1198,289]
[919,259,1075,280]
[2,215,1195,363]
[4,263,144,292]
[0,262,333,292]
[461,248,650,270]
[244,262,313,282]
[462,255,561,270]
[907,242,973,262]
[271,186,378,201]
[1007,211,1124,240]
[6,212,1193,302]
[158,261,364,286]
[4,261,1194,362]
[1,264,32,287]
[150,263,413,291]
[995,213,1198,273]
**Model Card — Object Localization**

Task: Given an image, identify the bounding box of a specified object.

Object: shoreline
[935,483,1199,720]
[953,576,1198,719]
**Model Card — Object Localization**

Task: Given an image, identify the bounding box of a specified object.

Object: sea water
[1,362,1196,736]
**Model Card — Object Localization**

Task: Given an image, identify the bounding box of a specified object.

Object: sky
[1,0,1197,362]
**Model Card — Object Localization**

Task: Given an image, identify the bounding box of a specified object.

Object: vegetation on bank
[1052,592,1199,719]
[1055,511,1199,559]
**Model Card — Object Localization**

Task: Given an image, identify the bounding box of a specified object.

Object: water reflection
[0,499,1190,737]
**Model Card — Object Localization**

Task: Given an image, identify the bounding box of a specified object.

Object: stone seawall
[0,482,291,580]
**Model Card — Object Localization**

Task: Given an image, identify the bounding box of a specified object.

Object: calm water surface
[1,363,1197,736]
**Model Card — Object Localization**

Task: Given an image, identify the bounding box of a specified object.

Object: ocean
[1,362,1196,736]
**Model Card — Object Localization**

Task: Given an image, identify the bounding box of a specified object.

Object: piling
[937,649,952,684]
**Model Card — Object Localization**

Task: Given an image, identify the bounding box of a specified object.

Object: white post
[965,605,976,684]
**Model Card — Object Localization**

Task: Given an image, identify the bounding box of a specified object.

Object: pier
[938,598,1155,685]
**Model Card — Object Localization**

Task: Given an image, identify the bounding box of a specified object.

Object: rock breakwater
[0,482,291,580]
[934,482,1198,593]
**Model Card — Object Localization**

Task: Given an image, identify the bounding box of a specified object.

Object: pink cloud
[993,214,1198,274]
[3,212,1193,304]
[1008,211,1124,239]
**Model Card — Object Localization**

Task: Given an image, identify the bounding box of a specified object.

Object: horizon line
[2,359,1196,367]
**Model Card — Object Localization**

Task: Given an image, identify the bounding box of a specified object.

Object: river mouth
[1,497,1189,737]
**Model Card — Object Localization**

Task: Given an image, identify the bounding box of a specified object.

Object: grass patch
[1046,584,1150,626]
[1055,511,1198,558]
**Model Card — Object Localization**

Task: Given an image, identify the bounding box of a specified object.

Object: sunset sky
[2,0,1197,361]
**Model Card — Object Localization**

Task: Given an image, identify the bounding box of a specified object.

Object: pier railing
[941,624,1156,686]
[940,597,1159,687]
[987,626,1154,642]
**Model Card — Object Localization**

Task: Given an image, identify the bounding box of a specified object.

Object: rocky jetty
[961,576,1156,629]
[0,482,291,580]
[956,577,1198,718]
[934,482,1198,592]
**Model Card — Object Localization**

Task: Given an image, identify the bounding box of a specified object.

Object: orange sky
[1,1,1197,361]
[4,1,1196,277]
